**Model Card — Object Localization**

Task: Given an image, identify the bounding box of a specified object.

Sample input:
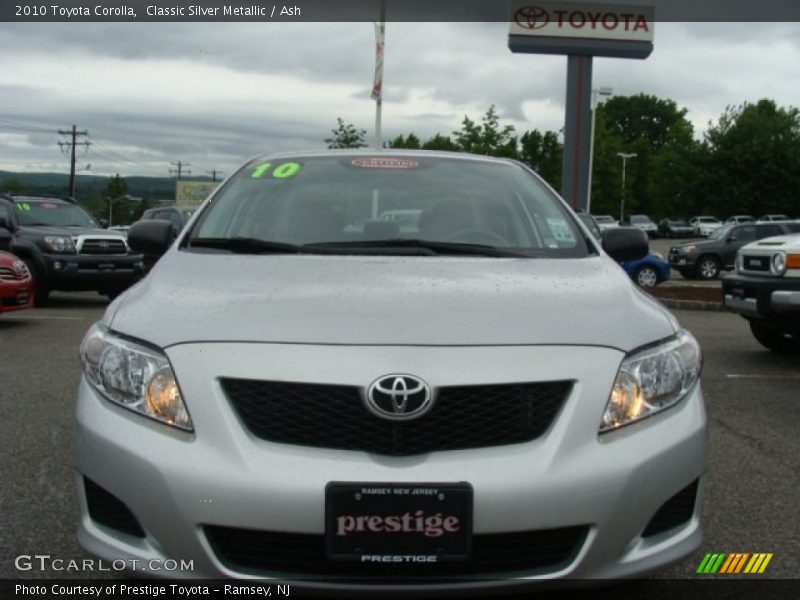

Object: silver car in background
[75,151,706,590]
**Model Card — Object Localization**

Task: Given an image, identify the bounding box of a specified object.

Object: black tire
[749,320,800,354]
[634,265,660,288]
[23,260,50,307]
[695,255,721,280]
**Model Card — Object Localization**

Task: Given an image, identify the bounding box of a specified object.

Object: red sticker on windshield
[350,157,420,170]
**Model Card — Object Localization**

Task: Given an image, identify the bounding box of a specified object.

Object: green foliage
[325,117,367,149]
[592,94,699,218]
[104,173,128,200]
[421,133,459,152]
[702,99,800,217]
[388,133,421,149]
[452,105,518,158]
[519,130,562,188]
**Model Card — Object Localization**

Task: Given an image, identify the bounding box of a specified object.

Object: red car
[0,251,34,313]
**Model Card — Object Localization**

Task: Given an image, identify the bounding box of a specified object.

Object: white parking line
[726,373,800,380]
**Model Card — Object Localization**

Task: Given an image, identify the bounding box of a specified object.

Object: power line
[58,125,91,197]
[0,117,59,134]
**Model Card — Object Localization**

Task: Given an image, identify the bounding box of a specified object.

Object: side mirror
[128,220,174,257]
[602,227,648,262]
[0,227,11,251]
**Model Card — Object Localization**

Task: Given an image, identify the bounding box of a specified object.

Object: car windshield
[188,155,591,258]
[709,225,732,240]
[14,199,99,228]
[697,217,719,224]
[630,215,653,224]
[594,216,614,223]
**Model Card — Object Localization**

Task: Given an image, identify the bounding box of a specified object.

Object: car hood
[106,251,677,350]
[19,226,124,238]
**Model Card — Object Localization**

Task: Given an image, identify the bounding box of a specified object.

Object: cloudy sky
[1,21,799,179]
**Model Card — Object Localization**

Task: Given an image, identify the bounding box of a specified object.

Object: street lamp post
[616,152,637,223]
[587,86,613,214]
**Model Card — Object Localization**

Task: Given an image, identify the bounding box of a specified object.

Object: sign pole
[561,55,593,210]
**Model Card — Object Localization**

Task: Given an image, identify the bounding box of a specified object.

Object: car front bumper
[722,274,800,323]
[43,253,146,290]
[0,279,34,312]
[75,342,707,589]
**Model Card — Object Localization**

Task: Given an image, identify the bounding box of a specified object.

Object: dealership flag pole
[372,7,385,149]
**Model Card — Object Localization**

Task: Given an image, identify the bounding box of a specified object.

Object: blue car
[577,213,670,287]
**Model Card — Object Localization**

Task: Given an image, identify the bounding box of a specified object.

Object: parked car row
[589,213,799,240]
[669,221,800,280]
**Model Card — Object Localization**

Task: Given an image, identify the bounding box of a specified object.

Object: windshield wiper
[188,237,303,254]
[305,239,527,257]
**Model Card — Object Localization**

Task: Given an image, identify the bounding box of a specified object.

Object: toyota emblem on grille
[366,375,433,421]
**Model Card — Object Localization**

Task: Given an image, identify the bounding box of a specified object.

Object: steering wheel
[445,229,509,246]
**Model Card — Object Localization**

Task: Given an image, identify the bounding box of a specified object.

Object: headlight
[79,322,192,431]
[43,236,76,253]
[682,245,696,254]
[771,252,786,276]
[14,261,31,278]
[599,330,701,433]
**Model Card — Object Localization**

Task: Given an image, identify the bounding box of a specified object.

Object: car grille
[0,266,27,281]
[204,525,588,578]
[79,239,128,255]
[739,254,771,274]
[221,379,571,456]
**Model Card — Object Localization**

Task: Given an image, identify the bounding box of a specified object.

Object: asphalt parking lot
[1,292,798,586]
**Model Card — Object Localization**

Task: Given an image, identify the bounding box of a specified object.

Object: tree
[703,99,800,217]
[388,133,421,149]
[1,178,26,194]
[519,130,562,188]
[325,118,367,149]
[104,174,128,224]
[452,105,518,158]
[421,133,459,152]
[594,94,698,217]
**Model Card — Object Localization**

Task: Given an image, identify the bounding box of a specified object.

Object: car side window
[167,211,183,230]
[731,225,756,242]
[756,224,781,238]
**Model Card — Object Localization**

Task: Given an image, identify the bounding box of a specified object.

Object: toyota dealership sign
[509,1,654,57]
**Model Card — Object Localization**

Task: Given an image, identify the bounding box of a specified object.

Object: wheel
[634,265,659,288]
[748,320,800,354]
[23,260,50,307]
[695,255,721,280]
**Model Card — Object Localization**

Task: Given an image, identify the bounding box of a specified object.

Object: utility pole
[169,161,191,180]
[58,125,90,198]
[206,169,223,182]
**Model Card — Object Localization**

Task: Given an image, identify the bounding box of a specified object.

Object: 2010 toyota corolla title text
[74,150,707,590]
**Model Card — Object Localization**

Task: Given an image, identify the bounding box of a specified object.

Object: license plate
[326,482,472,564]
[16,291,28,304]
[731,286,746,299]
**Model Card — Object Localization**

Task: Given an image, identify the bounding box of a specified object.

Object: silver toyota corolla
[75,150,706,590]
